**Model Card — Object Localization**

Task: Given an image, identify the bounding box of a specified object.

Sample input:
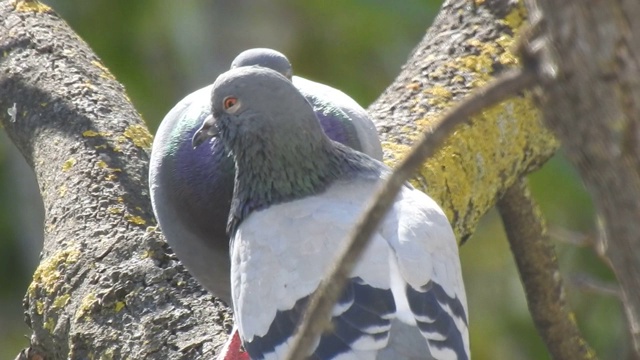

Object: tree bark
[0,0,558,358]
[1,1,230,359]
[369,0,556,243]
[524,0,640,355]
[498,179,595,360]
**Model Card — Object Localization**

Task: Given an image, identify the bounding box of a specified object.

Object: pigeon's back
[231,174,469,360]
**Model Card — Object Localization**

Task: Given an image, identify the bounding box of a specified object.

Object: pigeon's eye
[223,96,239,111]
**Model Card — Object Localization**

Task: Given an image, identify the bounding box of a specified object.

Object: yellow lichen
[92,60,116,80]
[83,82,97,91]
[100,348,115,360]
[114,301,125,313]
[123,125,153,149]
[83,130,108,137]
[125,214,146,226]
[58,184,67,197]
[44,317,56,332]
[52,294,71,309]
[105,173,118,181]
[107,207,123,215]
[28,249,80,296]
[392,1,554,238]
[75,292,97,321]
[97,160,108,169]
[424,86,453,108]
[13,0,52,13]
[502,1,527,31]
[411,94,557,239]
[381,141,412,167]
[36,300,45,315]
[62,158,77,172]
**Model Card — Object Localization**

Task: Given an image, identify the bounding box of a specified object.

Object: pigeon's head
[192,66,325,155]
[230,48,293,80]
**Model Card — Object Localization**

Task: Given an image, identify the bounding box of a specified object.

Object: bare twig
[497,179,596,360]
[285,68,538,359]
[549,226,594,247]
[549,226,612,268]
[568,273,620,299]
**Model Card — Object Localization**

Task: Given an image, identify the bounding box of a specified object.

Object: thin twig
[548,226,594,247]
[568,273,620,299]
[284,68,538,360]
[497,179,596,360]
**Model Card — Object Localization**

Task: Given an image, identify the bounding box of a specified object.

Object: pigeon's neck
[168,126,235,240]
[228,137,343,234]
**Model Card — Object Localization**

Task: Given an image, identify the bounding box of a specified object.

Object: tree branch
[1,1,229,358]
[497,178,596,360]
[525,0,640,354]
[369,0,557,243]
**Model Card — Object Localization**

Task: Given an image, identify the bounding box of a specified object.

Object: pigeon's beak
[192,114,218,148]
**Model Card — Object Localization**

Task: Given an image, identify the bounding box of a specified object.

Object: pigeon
[192,66,470,360]
[149,48,383,305]
[231,48,383,161]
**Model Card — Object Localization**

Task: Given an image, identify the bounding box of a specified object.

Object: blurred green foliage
[0,1,625,359]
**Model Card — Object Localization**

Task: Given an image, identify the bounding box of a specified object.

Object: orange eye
[223,96,238,110]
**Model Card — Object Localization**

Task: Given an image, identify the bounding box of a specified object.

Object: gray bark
[526,0,640,355]
[1,2,230,358]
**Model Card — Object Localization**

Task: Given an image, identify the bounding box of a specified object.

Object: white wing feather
[231,178,469,359]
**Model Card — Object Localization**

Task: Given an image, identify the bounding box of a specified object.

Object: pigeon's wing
[293,76,383,161]
[379,185,470,360]
[231,179,468,360]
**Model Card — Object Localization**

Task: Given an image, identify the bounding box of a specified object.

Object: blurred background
[0,1,624,358]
